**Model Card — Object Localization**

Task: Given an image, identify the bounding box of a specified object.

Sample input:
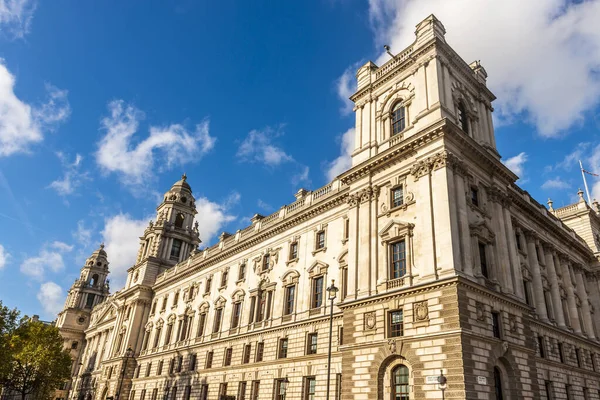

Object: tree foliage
[0,301,72,400]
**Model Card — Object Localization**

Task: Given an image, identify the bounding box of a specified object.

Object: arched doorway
[378,355,413,400]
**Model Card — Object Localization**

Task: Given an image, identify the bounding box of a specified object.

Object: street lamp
[115,347,134,400]
[326,280,338,400]
[281,376,290,400]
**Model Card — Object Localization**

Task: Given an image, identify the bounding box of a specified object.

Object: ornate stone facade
[59,14,600,400]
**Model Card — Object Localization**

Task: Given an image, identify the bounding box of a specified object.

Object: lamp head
[327,279,339,300]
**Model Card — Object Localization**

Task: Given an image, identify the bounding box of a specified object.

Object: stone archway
[377,354,413,400]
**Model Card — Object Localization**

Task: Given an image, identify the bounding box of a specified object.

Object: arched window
[391,365,409,400]
[391,103,406,136]
[457,101,469,134]
[493,367,504,400]
[174,213,185,228]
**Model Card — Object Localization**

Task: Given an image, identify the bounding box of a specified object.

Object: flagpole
[580,160,593,205]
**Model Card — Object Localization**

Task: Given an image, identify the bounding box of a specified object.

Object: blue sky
[0,0,599,320]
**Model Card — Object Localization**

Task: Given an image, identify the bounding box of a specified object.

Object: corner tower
[125,174,201,289]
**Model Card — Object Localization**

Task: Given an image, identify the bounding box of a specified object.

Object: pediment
[94,302,118,325]
[379,219,414,244]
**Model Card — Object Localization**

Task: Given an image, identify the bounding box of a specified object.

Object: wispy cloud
[335,63,361,116]
[503,152,528,179]
[541,178,571,191]
[0,62,70,157]
[0,244,9,269]
[0,0,36,39]
[95,100,215,188]
[325,127,355,181]
[236,125,294,166]
[37,281,64,318]
[20,241,73,280]
[48,152,88,198]
[354,0,600,137]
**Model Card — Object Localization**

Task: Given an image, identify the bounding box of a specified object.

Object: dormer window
[391,103,406,136]
[458,101,469,134]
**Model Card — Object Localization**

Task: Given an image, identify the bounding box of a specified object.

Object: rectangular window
[274,379,287,400]
[290,242,298,260]
[151,389,158,400]
[316,231,325,249]
[278,338,289,359]
[221,269,228,287]
[566,385,572,400]
[224,347,233,366]
[151,301,157,314]
[205,277,212,294]
[479,242,489,278]
[219,383,228,397]
[471,187,479,207]
[558,343,564,363]
[146,362,151,377]
[304,377,316,400]
[205,351,213,369]
[168,358,175,375]
[390,240,406,279]
[176,355,183,372]
[339,326,344,346]
[391,186,404,208]
[238,381,247,400]
[307,333,318,355]
[157,360,163,376]
[544,381,552,400]
[344,218,350,240]
[173,291,179,305]
[135,365,141,378]
[576,348,581,368]
[170,239,182,260]
[515,232,522,251]
[183,386,191,400]
[256,342,264,362]
[161,297,167,312]
[492,312,501,338]
[130,391,135,400]
[243,344,251,364]
[170,387,177,400]
[312,276,324,308]
[213,308,223,333]
[284,285,296,315]
[197,313,206,337]
[189,354,197,371]
[388,310,404,337]
[263,254,270,271]
[538,336,545,358]
[544,291,554,320]
[231,302,242,328]
[523,280,532,306]
[199,385,208,400]
[239,263,246,280]
[251,381,260,400]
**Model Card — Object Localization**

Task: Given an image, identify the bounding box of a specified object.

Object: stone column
[357,186,372,298]
[505,212,524,299]
[490,192,513,294]
[575,269,596,340]
[346,194,360,300]
[525,232,549,322]
[446,161,462,271]
[544,246,566,328]
[588,274,600,339]
[560,257,582,334]
[454,166,473,277]
[370,186,379,295]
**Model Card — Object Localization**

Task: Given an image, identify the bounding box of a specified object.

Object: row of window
[129,375,342,400]
[140,331,338,378]
[544,381,600,400]
[537,335,598,371]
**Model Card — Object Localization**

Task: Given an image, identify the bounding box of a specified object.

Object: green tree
[0,301,21,384]
[1,319,72,400]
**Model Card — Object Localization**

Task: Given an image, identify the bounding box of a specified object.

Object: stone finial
[593,199,600,213]
[181,173,187,181]
[578,188,585,203]
[547,198,554,212]
[294,188,309,200]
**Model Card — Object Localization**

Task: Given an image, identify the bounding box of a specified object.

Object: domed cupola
[162,173,195,210]
[84,243,109,271]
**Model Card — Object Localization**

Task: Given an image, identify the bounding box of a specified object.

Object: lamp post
[326,280,338,400]
[115,347,134,400]
[281,376,289,400]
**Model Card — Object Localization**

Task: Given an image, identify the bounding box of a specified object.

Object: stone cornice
[153,190,349,290]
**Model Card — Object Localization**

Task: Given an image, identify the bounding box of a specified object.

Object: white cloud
[291,165,310,186]
[48,152,88,197]
[101,213,149,289]
[20,250,65,279]
[37,281,64,317]
[95,100,215,186]
[0,0,36,39]
[0,63,70,157]
[336,64,360,116]
[503,152,528,178]
[553,142,591,171]
[236,126,294,166]
[325,127,355,181]
[72,220,93,247]
[257,199,273,212]
[0,244,9,269]
[223,191,241,209]
[587,144,600,201]
[541,178,571,191]
[194,197,236,244]
[358,0,600,137]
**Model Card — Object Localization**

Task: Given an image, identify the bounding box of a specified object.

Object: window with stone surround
[170,387,177,400]
[262,254,270,272]
[238,263,246,280]
[274,379,287,400]
[146,362,151,377]
[391,185,404,208]
[537,336,546,358]
[479,242,489,278]
[205,351,213,368]
[205,276,212,294]
[220,269,228,288]
[183,386,191,400]
[544,381,553,400]
[224,347,233,366]
[278,337,288,359]
[255,342,264,362]
[219,383,228,397]
[189,353,196,371]
[471,186,479,207]
[199,384,209,400]
[161,296,167,312]
[388,310,404,338]
[491,311,501,339]
[316,230,326,250]
[151,389,158,400]
[251,381,260,400]
[493,367,504,400]
[558,342,565,363]
[284,284,296,316]
[391,102,406,136]
[457,100,469,134]
[242,344,251,364]
[170,239,182,260]
[231,301,242,328]
[289,241,298,261]
[306,333,318,355]
[196,312,206,337]
[311,276,324,309]
[212,307,223,333]
[390,240,407,279]
[157,360,163,375]
[238,382,247,400]
[174,213,184,228]
[391,365,409,400]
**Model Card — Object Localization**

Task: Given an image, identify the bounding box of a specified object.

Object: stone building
[59,14,600,400]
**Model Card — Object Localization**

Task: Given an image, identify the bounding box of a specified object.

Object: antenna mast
[580,160,593,205]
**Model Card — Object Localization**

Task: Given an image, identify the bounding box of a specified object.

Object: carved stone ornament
[475,301,485,321]
[388,339,397,354]
[508,314,517,333]
[413,301,429,321]
[364,311,377,330]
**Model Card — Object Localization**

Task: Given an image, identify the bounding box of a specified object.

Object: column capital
[523,229,538,241]
[542,242,555,252]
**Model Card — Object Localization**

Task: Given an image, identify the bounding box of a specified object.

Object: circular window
[96,261,102,266]
[181,197,187,204]
[77,316,85,324]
